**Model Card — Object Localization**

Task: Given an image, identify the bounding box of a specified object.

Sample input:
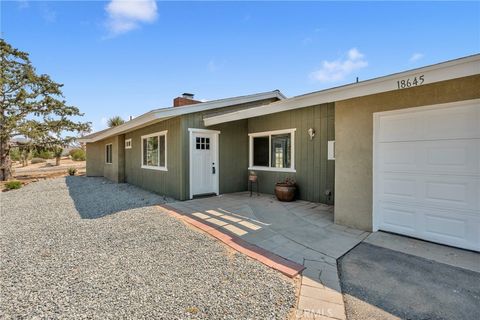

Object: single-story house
[80,54,480,252]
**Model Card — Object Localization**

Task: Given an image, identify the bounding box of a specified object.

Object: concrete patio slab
[365,231,480,272]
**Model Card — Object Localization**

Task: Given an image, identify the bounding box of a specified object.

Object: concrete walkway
[166,192,369,320]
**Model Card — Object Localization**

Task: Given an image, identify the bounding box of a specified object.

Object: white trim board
[204,54,480,126]
[248,128,296,173]
[140,130,168,171]
[79,90,284,143]
[188,128,221,199]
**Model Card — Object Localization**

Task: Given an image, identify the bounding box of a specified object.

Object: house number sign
[396,75,425,89]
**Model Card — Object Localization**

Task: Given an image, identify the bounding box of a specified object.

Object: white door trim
[188,128,220,199]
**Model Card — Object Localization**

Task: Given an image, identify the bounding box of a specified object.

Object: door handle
[212,163,216,174]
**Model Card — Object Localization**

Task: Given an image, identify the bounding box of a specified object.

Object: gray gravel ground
[0,177,295,319]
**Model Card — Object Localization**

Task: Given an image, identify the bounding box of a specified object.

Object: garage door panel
[425,139,479,174]
[378,201,479,251]
[379,204,417,232]
[378,114,421,142]
[423,176,478,211]
[381,177,417,199]
[424,214,468,241]
[378,143,417,171]
[379,139,479,175]
[374,100,480,251]
[424,105,479,140]
[380,171,478,211]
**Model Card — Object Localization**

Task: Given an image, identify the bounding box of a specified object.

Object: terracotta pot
[275,184,296,202]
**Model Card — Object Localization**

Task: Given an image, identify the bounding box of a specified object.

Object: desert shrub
[5,180,22,190]
[10,148,21,161]
[34,150,54,159]
[31,157,47,164]
[70,149,86,161]
[67,167,77,176]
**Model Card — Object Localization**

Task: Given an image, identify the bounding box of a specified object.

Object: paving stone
[205,217,228,226]
[219,214,242,222]
[302,276,325,289]
[192,212,210,219]
[222,224,248,236]
[298,296,346,320]
[238,220,262,230]
[301,286,344,305]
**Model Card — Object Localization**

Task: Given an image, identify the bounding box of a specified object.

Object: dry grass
[1,157,86,191]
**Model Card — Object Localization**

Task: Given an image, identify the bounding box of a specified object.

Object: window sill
[141,165,168,171]
[248,166,296,173]
[105,162,113,165]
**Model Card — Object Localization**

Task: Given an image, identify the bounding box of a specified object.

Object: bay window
[249,129,295,172]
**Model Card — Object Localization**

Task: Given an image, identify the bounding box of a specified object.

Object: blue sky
[2,1,479,131]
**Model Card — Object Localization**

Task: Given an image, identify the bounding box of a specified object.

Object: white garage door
[374,99,479,251]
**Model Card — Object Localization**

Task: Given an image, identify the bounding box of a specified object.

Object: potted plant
[274,177,297,202]
[67,167,77,176]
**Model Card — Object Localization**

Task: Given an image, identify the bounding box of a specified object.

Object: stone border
[158,204,305,277]
[296,260,346,320]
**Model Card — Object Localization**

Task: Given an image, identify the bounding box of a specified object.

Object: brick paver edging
[158,204,305,278]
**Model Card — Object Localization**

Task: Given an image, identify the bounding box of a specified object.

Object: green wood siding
[124,117,183,199]
[181,113,249,199]
[86,135,124,182]
[179,99,276,199]
[247,103,335,204]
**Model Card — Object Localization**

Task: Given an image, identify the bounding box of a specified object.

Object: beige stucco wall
[334,75,480,231]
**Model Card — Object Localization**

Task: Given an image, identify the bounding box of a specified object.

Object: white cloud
[105,0,158,36]
[207,59,226,73]
[17,0,29,10]
[409,52,424,62]
[310,48,368,83]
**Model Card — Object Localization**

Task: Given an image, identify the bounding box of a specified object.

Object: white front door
[373,99,480,251]
[189,129,220,198]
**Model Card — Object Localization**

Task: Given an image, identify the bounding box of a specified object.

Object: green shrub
[67,167,77,176]
[34,150,54,159]
[5,180,22,190]
[10,148,21,161]
[31,157,47,164]
[70,149,86,161]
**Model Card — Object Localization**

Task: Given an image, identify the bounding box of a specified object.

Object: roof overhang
[204,54,480,126]
[78,90,285,143]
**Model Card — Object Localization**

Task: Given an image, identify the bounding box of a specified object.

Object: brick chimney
[173,93,201,107]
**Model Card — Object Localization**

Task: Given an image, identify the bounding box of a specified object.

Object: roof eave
[79,90,285,143]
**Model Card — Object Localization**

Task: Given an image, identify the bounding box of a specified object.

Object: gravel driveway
[0,177,295,319]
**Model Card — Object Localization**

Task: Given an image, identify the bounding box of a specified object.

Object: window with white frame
[105,144,113,164]
[125,139,132,149]
[141,131,167,170]
[249,129,295,172]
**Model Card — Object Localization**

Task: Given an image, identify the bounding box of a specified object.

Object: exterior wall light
[307,128,315,140]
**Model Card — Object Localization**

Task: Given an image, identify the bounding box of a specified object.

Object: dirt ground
[1,157,86,190]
